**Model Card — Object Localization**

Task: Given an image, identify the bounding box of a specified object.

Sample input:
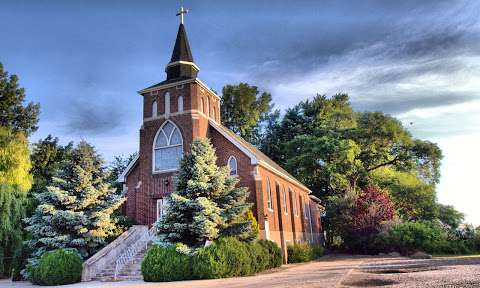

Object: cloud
[63,98,125,135]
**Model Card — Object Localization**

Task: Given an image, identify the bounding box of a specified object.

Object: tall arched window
[178,95,184,112]
[201,98,205,114]
[164,92,170,116]
[282,186,288,214]
[153,120,183,172]
[207,97,210,117]
[266,177,273,211]
[152,99,157,117]
[228,156,237,176]
[213,107,216,121]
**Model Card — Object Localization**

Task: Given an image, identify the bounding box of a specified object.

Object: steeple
[165,7,199,81]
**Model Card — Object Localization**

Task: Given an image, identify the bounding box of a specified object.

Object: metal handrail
[113,226,157,280]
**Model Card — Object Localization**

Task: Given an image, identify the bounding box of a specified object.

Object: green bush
[141,245,193,282]
[258,240,283,268]
[247,241,270,273]
[374,221,477,255]
[287,242,323,263]
[192,237,252,279]
[31,249,82,286]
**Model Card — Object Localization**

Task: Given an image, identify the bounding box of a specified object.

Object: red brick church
[118,11,323,254]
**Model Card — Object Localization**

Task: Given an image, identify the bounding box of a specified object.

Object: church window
[178,95,184,112]
[207,97,210,117]
[201,98,205,114]
[266,177,273,211]
[213,107,216,121]
[165,92,170,116]
[292,189,298,217]
[282,186,288,214]
[156,198,169,219]
[152,99,157,117]
[153,120,183,172]
[228,156,237,176]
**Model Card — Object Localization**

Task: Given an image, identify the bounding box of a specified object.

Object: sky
[1,1,479,224]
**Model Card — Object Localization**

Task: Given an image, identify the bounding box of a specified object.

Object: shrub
[247,241,270,273]
[373,221,478,255]
[258,240,283,268]
[30,249,82,286]
[192,237,252,279]
[287,242,323,263]
[141,245,193,282]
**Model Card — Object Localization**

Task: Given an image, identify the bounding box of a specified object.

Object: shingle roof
[209,121,311,193]
[170,23,193,63]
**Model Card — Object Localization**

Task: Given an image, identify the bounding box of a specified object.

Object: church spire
[165,6,199,81]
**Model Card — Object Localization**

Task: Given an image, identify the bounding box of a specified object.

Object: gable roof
[209,120,311,193]
[118,121,311,193]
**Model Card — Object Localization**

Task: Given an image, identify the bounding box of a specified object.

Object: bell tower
[133,6,221,225]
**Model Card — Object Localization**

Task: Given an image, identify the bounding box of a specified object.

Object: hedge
[142,245,193,282]
[30,249,82,286]
[142,238,283,282]
[287,242,324,263]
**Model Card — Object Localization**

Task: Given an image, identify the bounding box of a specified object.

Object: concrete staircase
[92,246,148,281]
[82,225,156,282]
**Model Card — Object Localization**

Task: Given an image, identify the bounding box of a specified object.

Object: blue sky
[1,1,479,224]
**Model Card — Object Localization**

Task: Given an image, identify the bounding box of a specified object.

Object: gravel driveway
[2,255,479,287]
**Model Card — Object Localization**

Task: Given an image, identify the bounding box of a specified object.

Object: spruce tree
[156,138,253,247]
[24,141,125,263]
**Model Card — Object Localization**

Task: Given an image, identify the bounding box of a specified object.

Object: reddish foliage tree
[353,185,395,235]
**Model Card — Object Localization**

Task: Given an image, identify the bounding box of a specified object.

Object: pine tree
[24,141,125,263]
[156,138,253,247]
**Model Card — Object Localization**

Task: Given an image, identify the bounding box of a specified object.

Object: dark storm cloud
[353,92,478,115]
[64,99,124,135]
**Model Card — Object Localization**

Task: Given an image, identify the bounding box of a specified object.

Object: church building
[118,9,323,257]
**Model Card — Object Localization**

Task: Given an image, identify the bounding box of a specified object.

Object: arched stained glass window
[228,156,237,176]
[153,120,183,172]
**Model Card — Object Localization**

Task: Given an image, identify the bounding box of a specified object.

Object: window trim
[266,177,274,212]
[152,120,183,174]
[227,155,238,176]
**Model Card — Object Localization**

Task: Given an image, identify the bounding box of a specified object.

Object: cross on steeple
[176,6,188,24]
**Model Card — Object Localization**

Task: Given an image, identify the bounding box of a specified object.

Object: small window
[212,107,216,121]
[201,98,205,114]
[178,95,184,112]
[266,177,273,211]
[152,99,157,117]
[165,92,170,116]
[282,186,288,214]
[156,198,169,219]
[228,156,237,176]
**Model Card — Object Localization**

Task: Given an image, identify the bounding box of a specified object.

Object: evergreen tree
[0,63,40,136]
[156,138,253,247]
[0,127,32,277]
[24,141,125,264]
